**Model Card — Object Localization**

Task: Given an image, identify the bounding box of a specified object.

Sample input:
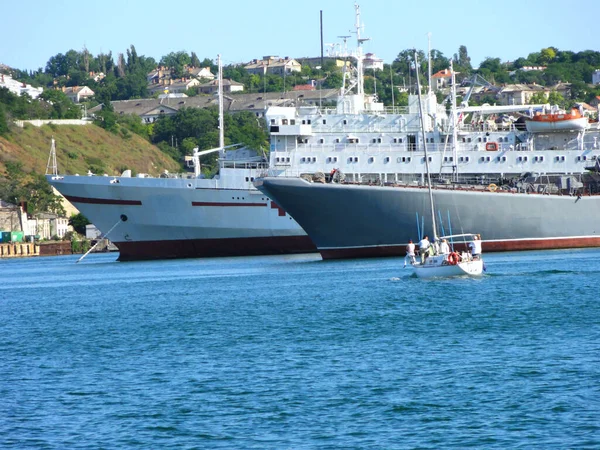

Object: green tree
[0,103,8,136]
[540,47,557,65]
[69,213,90,235]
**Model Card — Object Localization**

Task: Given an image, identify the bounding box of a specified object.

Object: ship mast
[354,3,367,98]
[414,50,438,241]
[217,54,225,156]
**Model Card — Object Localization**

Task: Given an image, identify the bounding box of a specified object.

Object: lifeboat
[525,108,590,133]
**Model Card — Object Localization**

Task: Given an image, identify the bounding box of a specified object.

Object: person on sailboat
[469,235,483,259]
[439,238,450,255]
[404,239,416,267]
[418,235,430,264]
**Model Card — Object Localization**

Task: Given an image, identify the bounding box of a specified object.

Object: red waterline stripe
[192,202,267,207]
[65,195,142,206]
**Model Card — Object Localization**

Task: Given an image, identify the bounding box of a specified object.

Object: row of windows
[274,157,291,163]
[295,137,511,145]
[292,155,586,164]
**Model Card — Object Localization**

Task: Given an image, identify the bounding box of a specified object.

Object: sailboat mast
[450,59,459,182]
[414,50,438,241]
[217,54,225,156]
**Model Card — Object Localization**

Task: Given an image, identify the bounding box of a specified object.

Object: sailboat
[410,52,484,279]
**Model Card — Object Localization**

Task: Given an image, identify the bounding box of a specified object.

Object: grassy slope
[0,123,181,177]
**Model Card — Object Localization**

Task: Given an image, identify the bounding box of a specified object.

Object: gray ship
[255,173,600,259]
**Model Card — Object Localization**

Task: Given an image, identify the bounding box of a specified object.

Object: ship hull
[255,177,600,259]
[48,175,315,261]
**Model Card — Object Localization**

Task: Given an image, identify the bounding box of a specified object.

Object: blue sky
[3,0,600,72]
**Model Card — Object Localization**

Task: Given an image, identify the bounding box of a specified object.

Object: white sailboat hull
[412,255,484,278]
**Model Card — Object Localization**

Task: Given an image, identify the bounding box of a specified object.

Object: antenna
[46,137,58,176]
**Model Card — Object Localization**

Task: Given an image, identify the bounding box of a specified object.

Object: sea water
[1,249,599,448]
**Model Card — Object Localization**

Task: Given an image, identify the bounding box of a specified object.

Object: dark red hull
[115,235,316,261]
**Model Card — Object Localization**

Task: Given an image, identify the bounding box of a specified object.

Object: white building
[593,69,600,85]
[0,73,43,99]
[364,53,384,71]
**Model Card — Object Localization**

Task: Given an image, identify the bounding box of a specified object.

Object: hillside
[0,123,181,177]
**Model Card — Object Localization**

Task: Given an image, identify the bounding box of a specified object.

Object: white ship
[47,5,600,261]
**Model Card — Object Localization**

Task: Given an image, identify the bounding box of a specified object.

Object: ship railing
[315,106,411,115]
[220,161,269,170]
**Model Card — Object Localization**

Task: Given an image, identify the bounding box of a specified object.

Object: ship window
[270,119,276,124]
[524,156,528,161]
[555,156,560,161]
[286,157,290,163]
[487,156,491,162]
[462,138,466,143]
[300,157,305,163]
[465,156,470,162]
[302,120,306,124]
[319,139,324,144]
[561,156,566,161]
[335,138,340,143]
[245,177,249,182]
[354,157,358,162]
[407,157,411,162]
[468,138,472,142]
[290,119,295,125]
[483,137,487,142]
[502,156,507,161]
[333,157,338,162]
[478,137,482,142]
[312,157,317,162]
[368,157,374,163]
[326,157,330,163]
[348,157,353,163]
[384,157,390,163]
[307,119,311,124]
[282,119,288,125]
[480,157,485,162]
[323,119,327,124]
[444,157,448,162]
[397,157,402,163]
[399,138,403,143]
[343,119,348,125]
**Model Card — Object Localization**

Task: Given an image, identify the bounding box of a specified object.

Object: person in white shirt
[439,238,450,255]
[404,239,416,267]
[469,235,483,258]
[418,235,430,264]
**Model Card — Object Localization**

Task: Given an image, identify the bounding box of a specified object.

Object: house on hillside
[592,69,600,85]
[431,69,454,91]
[92,88,340,123]
[188,67,214,80]
[496,83,571,105]
[198,79,244,94]
[296,56,350,69]
[244,56,301,75]
[364,53,384,71]
[62,85,95,103]
[147,78,201,96]
[0,74,43,99]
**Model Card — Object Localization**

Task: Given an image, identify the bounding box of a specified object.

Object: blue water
[1,249,600,448]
